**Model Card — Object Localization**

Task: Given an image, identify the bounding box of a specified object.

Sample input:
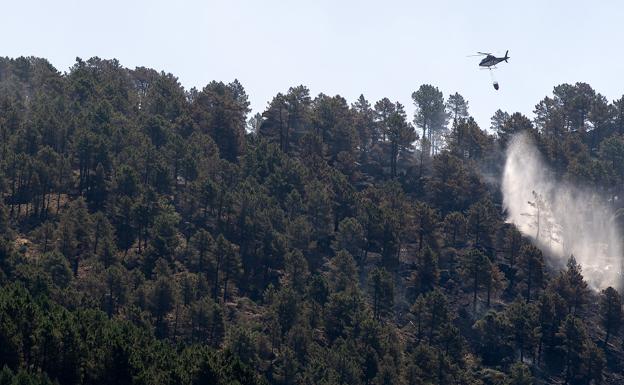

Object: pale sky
[3,0,623,130]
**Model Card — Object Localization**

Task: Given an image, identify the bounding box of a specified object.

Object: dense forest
[1,56,623,385]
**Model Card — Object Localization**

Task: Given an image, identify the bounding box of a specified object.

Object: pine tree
[189,297,220,344]
[92,211,117,267]
[466,198,498,252]
[484,263,506,307]
[33,220,55,254]
[508,362,534,385]
[600,286,622,347]
[148,204,180,267]
[332,217,366,262]
[310,93,357,161]
[329,250,359,293]
[260,93,290,153]
[374,98,395,143]
[472,310,513,365]
[460,248,491,311]
[385,102,416,177]
[556,315,604,385]
[352,94,377,161]
[412,84,448,156]
[104,265,128,317]
[501,225,523,295]
[425,289,451,343]
[190,229,214,275]
[324,291,366,342]
[113,196,136,254]
[368,267,394,320]
[505,297,538,362]
[41,251,73,289]
[149,275,176,338]
[497,112,534,148]
[445,92,469,124]
[446,118,491,161]
[561,255,589,315]
[213,234,241,303]
[517,244,545,302]
[414,202,439,252]
[414,245,439,294]
[283,249,309,294]
[442,211,466,248]
[490,109,510,136]
[191,81,249,162]
[56,198,93,276]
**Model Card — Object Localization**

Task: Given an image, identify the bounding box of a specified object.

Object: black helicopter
[470,50,510,90]
[476,50,509,68]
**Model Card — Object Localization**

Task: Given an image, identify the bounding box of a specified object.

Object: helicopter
[470,50,510,90]
[476,50,510,68]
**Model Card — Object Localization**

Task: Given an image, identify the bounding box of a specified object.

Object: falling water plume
[502,132,623,290]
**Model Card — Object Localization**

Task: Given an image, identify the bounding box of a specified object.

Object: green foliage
[459,248,492,311]
[508,362,534,385]
[332,217,365,262]
[328,249,358,293]
[600,286,622,346]
[505,297,539,362]
[191,80,249,162]
[556,315,605,384]
[446,92,469,123]
[412,84,447,156]
[473,311,514,366]
[517,244,545,302]
[40,252,72,289]
[466,198,498,252]
[413,245,439,294]
[324,291,366,342]
[0,57,620,384]
[367,267,394,320]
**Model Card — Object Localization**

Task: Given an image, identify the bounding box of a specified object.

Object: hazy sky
[3,0,623,129]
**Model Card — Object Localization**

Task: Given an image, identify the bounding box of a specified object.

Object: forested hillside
[1,56,623,385]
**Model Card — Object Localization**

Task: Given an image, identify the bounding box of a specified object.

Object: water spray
[502,132,623,290]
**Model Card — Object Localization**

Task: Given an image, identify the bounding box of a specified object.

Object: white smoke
[502,132,623,290]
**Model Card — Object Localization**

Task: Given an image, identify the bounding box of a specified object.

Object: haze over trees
[1,56,624,384]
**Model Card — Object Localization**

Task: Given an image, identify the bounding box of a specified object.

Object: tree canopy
[0,56,622,384]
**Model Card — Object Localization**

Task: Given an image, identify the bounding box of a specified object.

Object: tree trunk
[213,266,220,302]
[223,274,229,303]
[473,268,478,312]
[526,265,532,303]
